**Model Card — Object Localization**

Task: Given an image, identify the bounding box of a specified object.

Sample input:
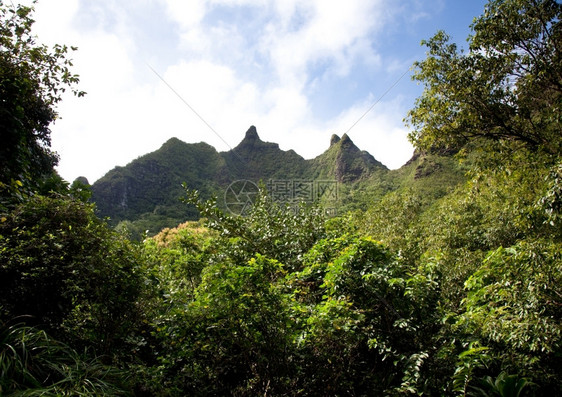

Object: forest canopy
[1,0,561,396]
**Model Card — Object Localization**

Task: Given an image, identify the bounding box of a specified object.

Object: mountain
[91,126,465,236]
[308,133,387,182]
[221,125,309,181]
[92,138,227,229]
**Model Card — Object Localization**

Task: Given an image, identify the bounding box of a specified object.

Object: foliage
[222,126,310,182]
[146,188,443,395]
[183,186,326,271]
[0,1,84,205]
[288,235,440,395]
[358,188,426,266]
[91,139,226,231]
[156,255,295,395]
[0,322,132,396]
[91,127,394,235]
[0,195,143,356]
[2,0,562,395]
[141,220,217,326]
[308,133,387,183]
[471,372,532,397]
[538,160,562,230]
[140,135,562,395]
[406,0,562,156]
[457,240,562,392]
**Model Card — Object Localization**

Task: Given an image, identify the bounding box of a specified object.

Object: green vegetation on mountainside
[92,138,226,233]
[91,125,468,235]
[307,133,387,182]
[222,125,310,181]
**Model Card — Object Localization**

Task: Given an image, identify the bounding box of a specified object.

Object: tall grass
[0,320,131,396]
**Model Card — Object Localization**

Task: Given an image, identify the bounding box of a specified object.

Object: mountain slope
[222,126,309,181]
[92,138,226,225]
[91,125,467,235]
[307,133,387,182]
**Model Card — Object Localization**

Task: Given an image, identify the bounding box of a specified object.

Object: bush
[0,195,142,356]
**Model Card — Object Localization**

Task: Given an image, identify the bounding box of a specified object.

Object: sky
[24,0,489,183]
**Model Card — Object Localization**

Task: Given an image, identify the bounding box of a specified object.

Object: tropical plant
[0,1,84,205]
[0,321,131,396]
[182,185,326,271]
[0,195,143,356]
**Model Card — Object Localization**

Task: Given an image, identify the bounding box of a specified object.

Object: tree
[158,255,295,395]
[0,195,142,356]
[406,0,561,156]
[289,235,441,395]
[0,1,84,203]
[183,186,326,271]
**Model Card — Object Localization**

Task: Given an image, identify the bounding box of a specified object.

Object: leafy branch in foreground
[182,184,326,270]
[0,195,143,356]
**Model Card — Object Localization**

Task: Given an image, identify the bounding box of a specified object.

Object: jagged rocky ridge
[91,125,460,233]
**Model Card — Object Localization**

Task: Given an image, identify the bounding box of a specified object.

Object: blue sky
[26,0,488,183]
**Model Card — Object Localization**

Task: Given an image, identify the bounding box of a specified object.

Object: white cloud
[162,0,206,30]
[157,60,261,148]
[260,0,386,84]
[19,0,441,183]
[27,2,147,182]
[31,0,79,41]
[348,109,415,170]
[287,96,415,168]
[164,0,387,85]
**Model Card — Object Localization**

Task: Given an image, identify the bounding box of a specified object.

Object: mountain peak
[338,133,360,153]
[318,132,388,182]
[234,125,271,154]
[341,133,352,144]
[244,125,260,141]
[163,137,183,146]
[330,134,341,146]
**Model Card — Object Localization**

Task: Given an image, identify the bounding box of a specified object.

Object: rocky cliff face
[333,133,386,183]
